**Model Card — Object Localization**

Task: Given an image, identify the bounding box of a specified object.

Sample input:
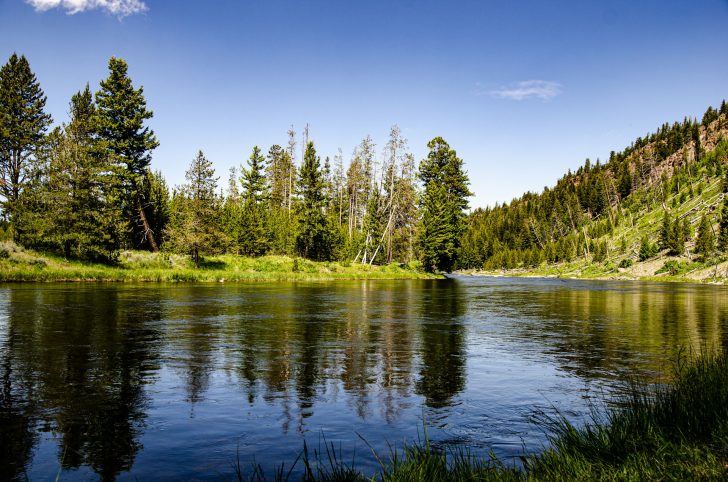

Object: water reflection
[463,279,728,381]
[0,287,162,480]
[0,278,726,480]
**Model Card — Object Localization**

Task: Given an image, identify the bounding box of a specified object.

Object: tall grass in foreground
[235,351,728,481]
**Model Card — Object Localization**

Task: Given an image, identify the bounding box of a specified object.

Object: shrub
[639,236,657,261]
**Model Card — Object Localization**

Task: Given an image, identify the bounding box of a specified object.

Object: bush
[619,258,633,268]
[657,260,681,275]
[638,236,657,261]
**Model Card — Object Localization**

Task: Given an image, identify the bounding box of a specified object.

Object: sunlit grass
[0,243,436,282]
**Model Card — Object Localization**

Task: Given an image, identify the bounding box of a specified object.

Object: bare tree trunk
[137,196,159,252]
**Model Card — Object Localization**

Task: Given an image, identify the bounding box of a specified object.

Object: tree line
[0,54,471,272]
[459,101,728,270]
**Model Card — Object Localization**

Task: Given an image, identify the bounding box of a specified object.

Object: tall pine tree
[718,198,728,252]
[240,146,269,256]
[695,214,715,259]
[296,141,334,260]
[418,137,471,272]
[0,53,52,227]
[94,57,160,251]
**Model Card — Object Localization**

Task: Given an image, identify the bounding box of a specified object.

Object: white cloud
[488,80,563,101]
[26,0,147,17]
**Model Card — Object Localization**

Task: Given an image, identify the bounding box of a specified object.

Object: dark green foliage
[695,214,715,259]
[638,236,657,261]
[658,210,689,256]
[296,142,336,261]
[420,182,455,272]
[618,258,633,268]
[138,169,170,250]
[719,198,728,252]
[702,106,719,126]
[0,53,52,224]
[617,163,632,199]
[94,57,158,179]
[94,57,160,250]
[16,86,123,262]
[659,210,672,251]
[418,137,471,272]
[591,239,608,263]
[239,146,270,256]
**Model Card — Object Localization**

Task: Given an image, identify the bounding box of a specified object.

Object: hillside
[460,101,728,282]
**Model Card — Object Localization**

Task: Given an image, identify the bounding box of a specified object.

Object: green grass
[235,351,728,481]
[0,242,437,282]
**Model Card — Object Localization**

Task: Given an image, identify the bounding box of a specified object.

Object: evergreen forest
[0,54,470,273]
[2,52,728,278]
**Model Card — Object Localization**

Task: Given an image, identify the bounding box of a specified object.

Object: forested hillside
[460,102,728,279]
[0,54,470,273]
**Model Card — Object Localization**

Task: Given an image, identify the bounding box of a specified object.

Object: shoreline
[0,245,438,283]
[456,259,728,285]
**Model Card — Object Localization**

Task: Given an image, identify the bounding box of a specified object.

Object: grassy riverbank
[460,253,728,284]
[0,242,436,282]
[243,352,728,481]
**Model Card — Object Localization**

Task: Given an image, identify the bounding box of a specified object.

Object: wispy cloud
[26,0,147,17]
[487,80,563,101]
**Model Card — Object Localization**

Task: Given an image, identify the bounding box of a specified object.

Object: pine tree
[659,210,672,251]
[418,137,471,272]
[639,235,656,261]
[671,218,686,256]
[420,182,453,271]
[296,141,334,260]
[166,151,221,267]
[695,214,715,259]
[718,198,728,252]
[0,53,52,227]
[240,146,269,256]
[139,169,170,250]
[18,86,123,261]
[94,57,160,251]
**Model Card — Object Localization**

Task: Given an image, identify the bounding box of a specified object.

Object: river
[1,277,726,480]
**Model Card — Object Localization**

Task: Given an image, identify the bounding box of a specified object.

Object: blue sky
[1,0,727,208]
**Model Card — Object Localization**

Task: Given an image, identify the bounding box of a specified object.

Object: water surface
[1,277,727,480]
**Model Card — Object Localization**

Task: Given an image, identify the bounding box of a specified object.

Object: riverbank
[458,254,728,285]
[0,242,436,282]
[245,351,728,481]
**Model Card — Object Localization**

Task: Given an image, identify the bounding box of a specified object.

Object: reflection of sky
[4,278,727,480]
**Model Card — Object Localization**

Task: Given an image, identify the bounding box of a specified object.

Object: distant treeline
[0,54,470,272]
[459,102,728,270]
